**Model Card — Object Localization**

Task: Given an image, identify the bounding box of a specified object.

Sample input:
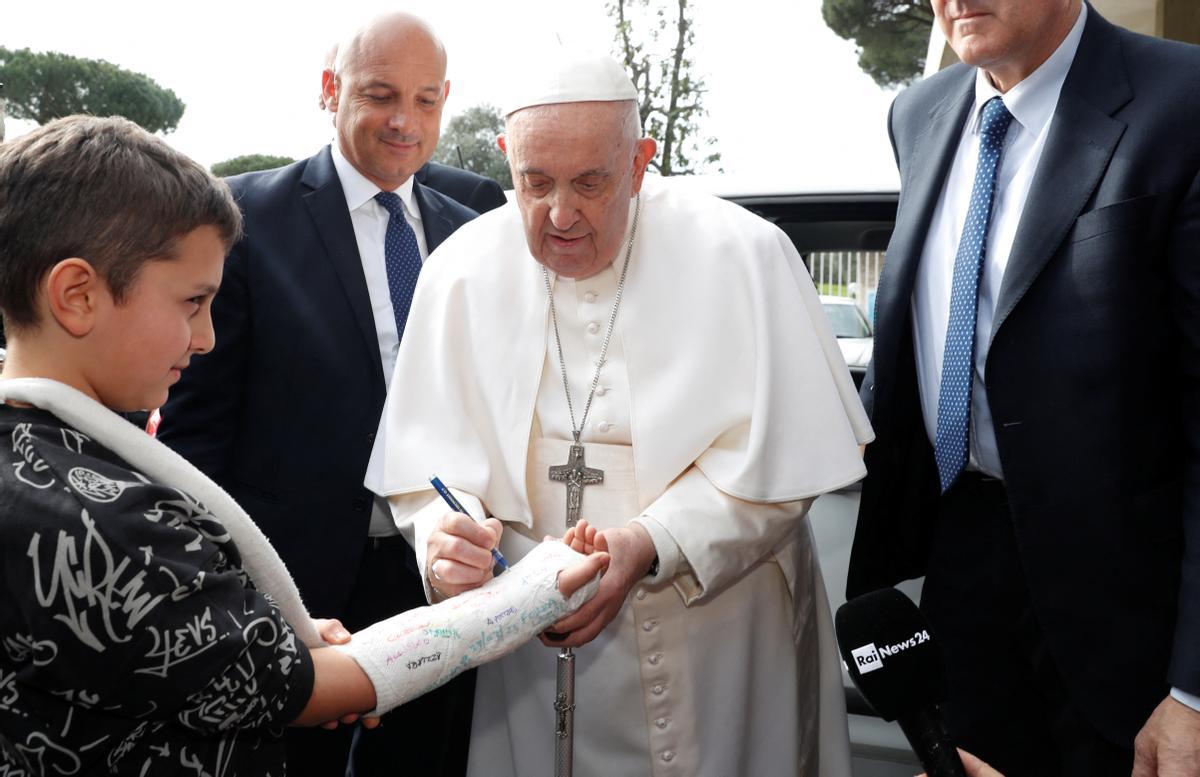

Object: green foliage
[822,0,935,88]
[0,47,185,133]
[433,104,512,189]
[211,154,296,177]
[608,0,721,176]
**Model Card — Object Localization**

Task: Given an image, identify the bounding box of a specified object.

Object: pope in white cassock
[365,53,873,777]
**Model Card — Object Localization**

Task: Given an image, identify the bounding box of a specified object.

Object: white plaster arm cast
[332,540,600,715]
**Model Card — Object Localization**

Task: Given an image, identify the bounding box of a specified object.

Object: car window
[823,303,871,338]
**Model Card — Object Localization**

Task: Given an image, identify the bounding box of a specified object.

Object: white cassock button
[652,684,666,695]
[595,385,608,396]
[598,422,613,433]
[648,653,663,665]
[643,619,657,631]
[655,716,670,729]
[661,751,675,762]
[584,291,598,303]
[587,321,600,334]
[635,588,647,600]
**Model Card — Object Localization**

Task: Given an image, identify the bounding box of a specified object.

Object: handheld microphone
[835,587,966,777]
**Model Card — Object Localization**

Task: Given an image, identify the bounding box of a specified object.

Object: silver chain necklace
[543,193,641,444]
[544,192,641,529]
[544,194,641,777]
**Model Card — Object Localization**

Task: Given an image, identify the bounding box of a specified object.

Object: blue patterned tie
[374,191,423,344]
[934,97,1014,493]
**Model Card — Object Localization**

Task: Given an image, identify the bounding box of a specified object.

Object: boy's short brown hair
[0,115,243,330]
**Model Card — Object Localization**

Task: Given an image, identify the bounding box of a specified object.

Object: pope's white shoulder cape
[367,176,873,525]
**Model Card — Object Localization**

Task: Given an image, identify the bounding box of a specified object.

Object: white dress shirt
[330,143,430,536]
[911,3,1086,478]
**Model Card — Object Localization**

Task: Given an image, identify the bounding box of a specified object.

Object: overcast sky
[4,0,903,191]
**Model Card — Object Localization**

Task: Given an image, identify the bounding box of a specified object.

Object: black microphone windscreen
[835,587,947,722]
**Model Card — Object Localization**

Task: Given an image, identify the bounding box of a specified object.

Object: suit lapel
[300,147,386,385]
[875,72,975,393]
[414,182,457,252]
[988,10,1132,342]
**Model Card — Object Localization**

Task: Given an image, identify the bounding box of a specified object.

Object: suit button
[367,432,376,443]
[353,497,368,512]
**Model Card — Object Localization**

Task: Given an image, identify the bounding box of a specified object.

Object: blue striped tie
[374,191,423,344]
[934,97,1014,493]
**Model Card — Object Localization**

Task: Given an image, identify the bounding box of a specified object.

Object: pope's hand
[426,511,504,598]
[540,522,656,648]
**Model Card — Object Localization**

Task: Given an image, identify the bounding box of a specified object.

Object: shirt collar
[329,142,421,221]
[969,1,1087,138]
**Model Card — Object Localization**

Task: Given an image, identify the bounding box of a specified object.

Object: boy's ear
[45,258,106,337]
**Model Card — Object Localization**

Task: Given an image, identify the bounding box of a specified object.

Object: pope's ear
[630,138,657,194]
[496,133,508,156]
[45,258,104,337]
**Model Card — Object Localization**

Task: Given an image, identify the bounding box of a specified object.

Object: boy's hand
[561,519,601,555]
[540,523,656,648]
[556,550,610,598]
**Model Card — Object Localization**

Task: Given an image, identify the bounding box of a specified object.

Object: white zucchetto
[502,52,638,116]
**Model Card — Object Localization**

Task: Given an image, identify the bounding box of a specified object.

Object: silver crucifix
[548,443,604,528]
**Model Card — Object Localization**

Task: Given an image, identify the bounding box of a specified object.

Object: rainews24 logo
[851,630,932,674]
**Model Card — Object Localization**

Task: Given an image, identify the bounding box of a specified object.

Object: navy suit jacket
[849,9,1200,744]
[159,146,479,617]
[415,161,507,214]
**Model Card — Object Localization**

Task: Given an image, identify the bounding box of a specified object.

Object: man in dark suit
[160,12,478,777]
[848,1,1200,775]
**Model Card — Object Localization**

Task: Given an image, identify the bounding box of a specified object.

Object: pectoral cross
[548,443,604,528]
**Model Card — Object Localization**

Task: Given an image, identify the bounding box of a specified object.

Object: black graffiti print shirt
[0,406,315,775]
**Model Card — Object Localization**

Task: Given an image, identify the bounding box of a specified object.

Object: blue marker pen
[430,476,509,572]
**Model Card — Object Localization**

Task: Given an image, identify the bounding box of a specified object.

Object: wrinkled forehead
[507,102,634,167]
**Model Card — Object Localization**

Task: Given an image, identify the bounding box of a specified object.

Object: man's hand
[1133,695,1200,776]
[540,522,656,648]
[312,619,381,730]
[426,511,504,598]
